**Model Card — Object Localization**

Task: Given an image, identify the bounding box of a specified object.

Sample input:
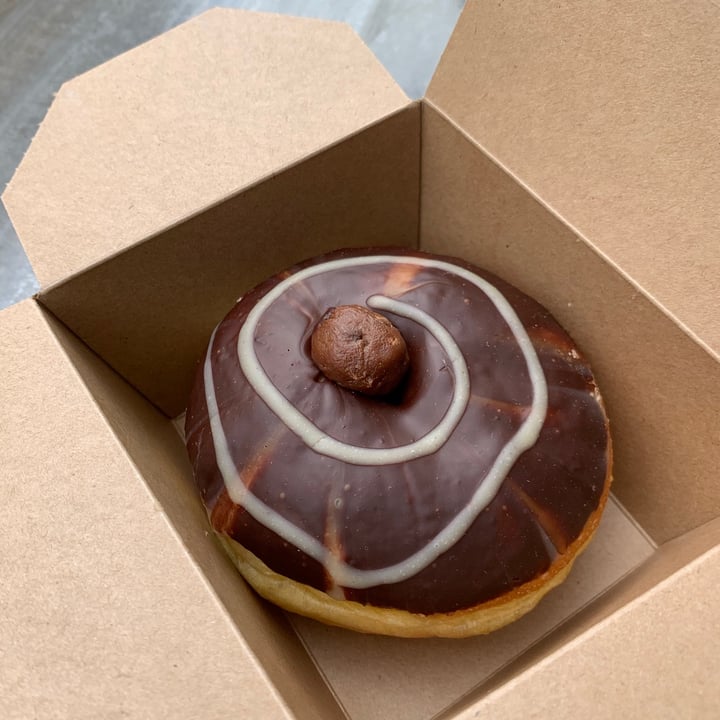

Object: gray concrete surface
[0,0,463,309]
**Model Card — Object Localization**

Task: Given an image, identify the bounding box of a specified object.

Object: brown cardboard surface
[428,0,720,355]
[0,300,292,720]
[421,103,720,545]
[37,104,420,417]
[459,542,720,719]
[291,497,653,720]
[3,8,409,290]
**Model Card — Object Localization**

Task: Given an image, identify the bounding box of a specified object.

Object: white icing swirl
[239,290,470,465]
[204,255,548,589]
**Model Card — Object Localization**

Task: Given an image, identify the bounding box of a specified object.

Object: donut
[185,248,612,638]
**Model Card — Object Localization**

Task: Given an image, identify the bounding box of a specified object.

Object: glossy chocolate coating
[185,248,609,614]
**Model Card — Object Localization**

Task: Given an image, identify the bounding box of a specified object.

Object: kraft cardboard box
[2,3,719,719]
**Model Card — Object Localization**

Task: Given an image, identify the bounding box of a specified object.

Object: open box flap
[461,541,720,719]
[2,8,409,290]
[0,299,314,719]
[428,0,720,355]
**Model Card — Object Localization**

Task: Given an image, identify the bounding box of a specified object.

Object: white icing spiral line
[204,255,548,589]
[238,291,469,465]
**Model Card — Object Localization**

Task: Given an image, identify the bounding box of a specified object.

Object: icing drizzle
[240,291,470,465]
[203,255,548,589]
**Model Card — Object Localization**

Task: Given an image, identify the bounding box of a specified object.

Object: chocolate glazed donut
[185,248,612,638]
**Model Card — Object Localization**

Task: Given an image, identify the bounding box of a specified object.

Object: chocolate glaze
[185,248,610,614]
